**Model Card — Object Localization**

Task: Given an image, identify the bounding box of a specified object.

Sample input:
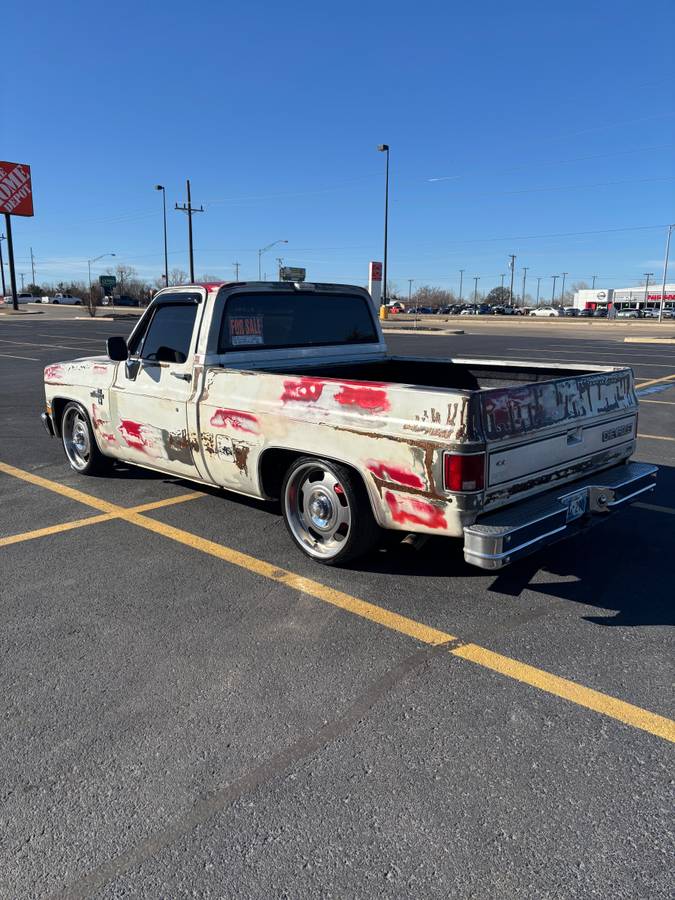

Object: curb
[624,337,675,345]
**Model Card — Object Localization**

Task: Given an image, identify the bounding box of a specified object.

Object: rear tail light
[444,452,485,492]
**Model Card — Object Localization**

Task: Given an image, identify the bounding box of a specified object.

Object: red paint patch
[281,378,325,403]
[384,491,447,529]
[119,420,149,452]
[334,383,389,412]
[367,462,424,489]
[91,405,116,442]
[44,364,64,382]
[210,408,259,434]
[93,364,108,374]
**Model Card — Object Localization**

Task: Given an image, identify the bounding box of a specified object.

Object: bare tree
[168,268,188,286]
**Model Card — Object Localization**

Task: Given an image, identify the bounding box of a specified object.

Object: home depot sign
[0,161,34,216]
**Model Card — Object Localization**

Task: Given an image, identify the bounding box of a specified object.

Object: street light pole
[155,185,169,287]
[521,267,529,306]
[500,273,505,291]
[378,144,390,308]
[658,225,673,324]
[536,276,542,306]
[643,272,653,314]
[473,276,480,303]
[458,269,464,302]
[508,254,516,306]
[258,240,288,280]
[592,274,598,289]
[551,275,559,303]
[560,271,568,306]
[408,279,413,303]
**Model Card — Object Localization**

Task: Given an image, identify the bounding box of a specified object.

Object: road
[0,309,673,899]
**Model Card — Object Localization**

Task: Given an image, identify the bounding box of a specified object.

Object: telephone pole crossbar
[175,179,204,283]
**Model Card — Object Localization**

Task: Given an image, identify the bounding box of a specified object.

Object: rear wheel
[282,457,380,566]
[61,402,112,475]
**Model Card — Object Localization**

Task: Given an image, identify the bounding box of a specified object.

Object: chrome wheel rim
[285,463,351,559]
[63,407,91,471]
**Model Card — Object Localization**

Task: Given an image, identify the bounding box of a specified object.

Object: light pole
[19,272,26,290]
[591,274,598,289]
[87,252,116,315]
[658,225,673,323]
[0,234,6,297]
[536,276,542,306]
[643,272,653,313]
[378,144,390,308]
[233,261,240,281]
[508,254,516,306]
[473,276,480,304]
[258,240,287,280]
[155,185,169,288]
[500,273,505,292]
[521,267,529,307]
[408,279,414,304]
[560,271,568,306]
[458,269,464,302]
[551,275,559,304]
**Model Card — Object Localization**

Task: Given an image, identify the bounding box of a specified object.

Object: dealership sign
[0,161,34,216]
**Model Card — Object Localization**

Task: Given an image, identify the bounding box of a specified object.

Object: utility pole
[551,275,559,303]
[473,276,480,303]
[408,279,414,303]
[500,273,505,292]
[233,261,240,281]
[175,179,204,283]
[508,254,516,306]
[658,225,673,324]
[591,274,598,289]
[19,272,26,290]
[521,267,529,307]
[536,276,542,306]
[458,269,464,302]
[643,272,653,312]
[3,214,18,310]
[377,144,390,308]
[30,247,36,287]
[560,271,568,306]
[0,234,6,297]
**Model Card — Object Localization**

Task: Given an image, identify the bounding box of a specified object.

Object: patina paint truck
[41,282,656,568]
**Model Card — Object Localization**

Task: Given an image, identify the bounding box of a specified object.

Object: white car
[460,307,478,315]
[530,306,563,317]
[616,308,641,319]
[40,293,84,305]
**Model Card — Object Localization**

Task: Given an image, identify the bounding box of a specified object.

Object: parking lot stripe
[0,492,202,548]
[452,644,675,744]
[634,501,675,515]
[637,433,675,442]
[0,352,40,361]
[1,460,673,743]
[634,372,675,389]
[640,399,675,405]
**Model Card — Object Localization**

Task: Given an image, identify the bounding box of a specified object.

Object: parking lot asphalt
[1,310,673,899]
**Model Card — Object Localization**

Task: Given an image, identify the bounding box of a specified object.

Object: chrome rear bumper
[463,462,657,570]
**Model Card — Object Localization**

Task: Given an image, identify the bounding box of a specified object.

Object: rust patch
[232,442,250,475]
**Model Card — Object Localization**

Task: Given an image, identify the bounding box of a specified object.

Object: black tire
[52,299,59,304]
[281,456,380,566]
[60,402,112,475]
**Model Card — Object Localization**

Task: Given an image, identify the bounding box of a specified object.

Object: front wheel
[61,402,112,475]
[282,457,380,566]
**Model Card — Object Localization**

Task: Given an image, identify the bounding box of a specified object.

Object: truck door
[110,299,200,477]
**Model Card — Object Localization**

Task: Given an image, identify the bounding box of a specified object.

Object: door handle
[171,372,192,382]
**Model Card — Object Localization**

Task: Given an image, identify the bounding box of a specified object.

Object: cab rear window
[217,291,378,352]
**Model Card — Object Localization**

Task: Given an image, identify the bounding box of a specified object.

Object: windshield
[217,291,378,352]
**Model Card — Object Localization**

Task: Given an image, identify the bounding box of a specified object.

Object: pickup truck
[41,281,656,569]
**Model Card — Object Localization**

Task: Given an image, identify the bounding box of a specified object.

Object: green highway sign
[279,266,306,282]
[99,275,117,287]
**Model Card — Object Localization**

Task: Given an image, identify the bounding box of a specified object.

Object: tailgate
[480,368,638,507]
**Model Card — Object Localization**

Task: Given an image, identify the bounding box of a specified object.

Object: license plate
[565,489,588,522]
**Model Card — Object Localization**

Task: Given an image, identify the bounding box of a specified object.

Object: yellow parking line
[453,644,675,744]
[1,460,673,743]
[0,513,115,548]
[638,433,675,442]
[635,373,675,389]
[0,461,119,513]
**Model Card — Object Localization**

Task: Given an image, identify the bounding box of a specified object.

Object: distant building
[573,284,675,311]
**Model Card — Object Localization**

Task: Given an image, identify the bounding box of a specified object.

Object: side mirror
[107,336,128,361]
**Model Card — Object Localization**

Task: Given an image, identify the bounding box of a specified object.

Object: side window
[139,304,198,363]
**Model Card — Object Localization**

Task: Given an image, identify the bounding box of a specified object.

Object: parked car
[579,309,594,317]
[101,295,141,307]
[40,280,656,570]
[616,308,642,319]
[44,293,84,305]
[593,308,608,318]
[530,306,562,317]
[460,307,478,315]
[642,309,659,319]
[563,307,579,317]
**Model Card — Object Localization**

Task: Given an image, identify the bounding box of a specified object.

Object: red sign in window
[0,162,33,216]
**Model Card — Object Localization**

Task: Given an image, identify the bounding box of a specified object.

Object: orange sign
[0,161,34,216]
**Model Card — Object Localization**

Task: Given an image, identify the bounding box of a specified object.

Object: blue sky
[2,0,674,296]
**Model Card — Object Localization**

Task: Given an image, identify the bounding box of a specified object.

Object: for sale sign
[0,161,34,216]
